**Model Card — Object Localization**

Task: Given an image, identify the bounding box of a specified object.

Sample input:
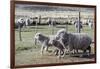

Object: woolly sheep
[34,33,52,55]
[55,29,92,57]
[67,33,92,56]
[49,38,66,58]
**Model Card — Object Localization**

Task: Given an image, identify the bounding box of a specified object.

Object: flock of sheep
[34,29,92,59]
[15,17,93,30]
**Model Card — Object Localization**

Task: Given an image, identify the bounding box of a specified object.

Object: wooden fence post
[19,24,22,41]
[77,11,81,33]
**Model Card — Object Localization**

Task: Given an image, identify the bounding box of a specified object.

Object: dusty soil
[15,46,95,66]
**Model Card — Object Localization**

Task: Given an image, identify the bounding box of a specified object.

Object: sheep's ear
[38,34,41,36]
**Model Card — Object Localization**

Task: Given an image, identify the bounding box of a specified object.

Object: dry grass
[15,45,95,66]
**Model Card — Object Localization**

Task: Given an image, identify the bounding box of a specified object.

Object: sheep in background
[55,29,92,57]
[87,19,93,29]
[74,21,83,32]
[88,22,93,29]
[34,33,52,55]
[47,18,56,27]
[17,18,26,28]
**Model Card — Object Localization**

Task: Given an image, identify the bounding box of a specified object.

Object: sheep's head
[34,33,42,45]
[34,33,42,39]
[18,18,25,24]
[55,29,66,39]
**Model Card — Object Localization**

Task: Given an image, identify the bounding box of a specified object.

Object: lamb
[34,33,52,55]
[55,29,92,57]
[49,38,66,58]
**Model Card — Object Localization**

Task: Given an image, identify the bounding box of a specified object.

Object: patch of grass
[16,46,32,51]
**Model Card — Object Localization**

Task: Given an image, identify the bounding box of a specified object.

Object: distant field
[15,24,95,66]
[15,5,94,25]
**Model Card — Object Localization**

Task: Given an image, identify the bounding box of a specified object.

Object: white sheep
[34,33,52,55]
[17,18,26,28]
[88,22,93,29]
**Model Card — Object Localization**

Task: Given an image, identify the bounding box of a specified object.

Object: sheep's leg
[80,50,87,57]
[69,50,74,56]
[68,51,72,56]
[61,49,65,58]
[59,40,67,52]
[82,46,91,57]
[53,49,59,56]
[87,46,91,56]
[44,46,48,52]
[89,46,91,56]
[75,49,79,56]
[76,49,78,54]
[61,50,64,55]
[67,45,73,56]
[57,49,61,59]
[72,49,76,54]
[41,45,45,55]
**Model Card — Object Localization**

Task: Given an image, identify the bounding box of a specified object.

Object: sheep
[49,38,66,58]
[55,29,92,57]
[47,18,56,27]
[87,19,93,29]
[67,33,92,56]
[34,33,52,55]
[88,22,93,29]
[74,21,83,32]
[17,18,26,28]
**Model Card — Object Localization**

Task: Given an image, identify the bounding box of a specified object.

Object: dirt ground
[15,46,95,66]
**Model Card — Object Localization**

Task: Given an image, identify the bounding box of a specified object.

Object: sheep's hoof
[61,54,65,58]
[57,56,61,59]
[54,52,58,56]
[41,53,43,56]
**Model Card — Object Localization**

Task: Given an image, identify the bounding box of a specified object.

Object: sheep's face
[34,33,42,45]
[34,33,41,40]
[19,18,25,24]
